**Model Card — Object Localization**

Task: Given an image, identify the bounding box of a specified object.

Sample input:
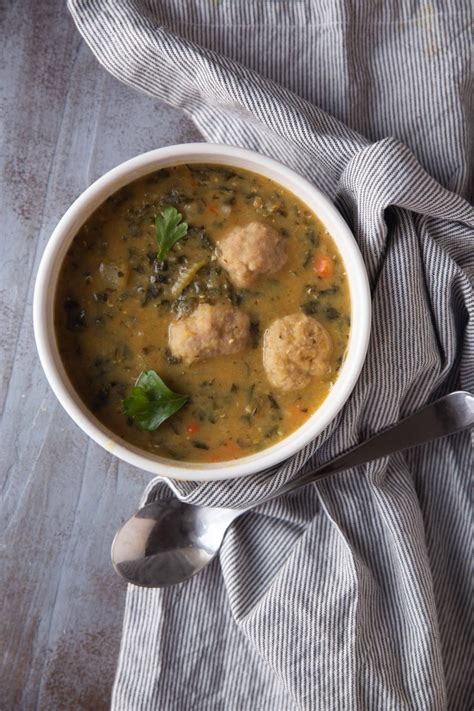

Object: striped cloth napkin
[69,2,473,709]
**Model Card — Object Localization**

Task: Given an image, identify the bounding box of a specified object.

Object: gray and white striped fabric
[69,2,473,709]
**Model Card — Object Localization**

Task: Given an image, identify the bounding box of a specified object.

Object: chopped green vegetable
[301,300,319,316]
[249,320,260,348]
[155,207,188,261]
[268,393,280,410]
[122,369,188,431]
[324,306,340,320]
[171,259,208,297]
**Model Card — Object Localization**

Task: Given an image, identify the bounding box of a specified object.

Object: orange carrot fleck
[314,254,334,279]
[207,203,219,214]
[186,421,201,434]
[208,439,242,462]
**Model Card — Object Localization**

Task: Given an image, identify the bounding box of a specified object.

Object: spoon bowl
[112,499,243,587]
[112,391,474,588]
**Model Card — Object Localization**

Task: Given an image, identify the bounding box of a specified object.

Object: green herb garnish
[123,370,188,431]
[155,207,188,261]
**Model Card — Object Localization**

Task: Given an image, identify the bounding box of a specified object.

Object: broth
[55,163,350,463]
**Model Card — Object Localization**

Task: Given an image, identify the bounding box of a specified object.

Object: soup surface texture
[55,163,351,462]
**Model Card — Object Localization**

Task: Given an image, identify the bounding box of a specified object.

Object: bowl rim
[33,143,371,482]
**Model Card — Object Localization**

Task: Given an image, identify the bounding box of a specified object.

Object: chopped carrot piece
[208,439,242,462]
[207,203,219,214]
[314,254,334,279]
[186,421,201,434]
[222,439,242,456]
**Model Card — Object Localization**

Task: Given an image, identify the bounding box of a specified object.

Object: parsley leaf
[122,370,188,431]
[155,207,188,261]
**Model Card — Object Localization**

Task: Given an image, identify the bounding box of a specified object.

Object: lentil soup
[55,163,351,463]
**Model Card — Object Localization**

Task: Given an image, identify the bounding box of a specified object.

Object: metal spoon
[112,391,474,587]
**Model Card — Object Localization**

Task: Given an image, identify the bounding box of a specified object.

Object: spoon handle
[257,391,474,504]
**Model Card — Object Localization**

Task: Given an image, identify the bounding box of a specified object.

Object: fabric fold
[68,2,473,709]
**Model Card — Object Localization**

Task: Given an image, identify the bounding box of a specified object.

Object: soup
[55,163,350,463]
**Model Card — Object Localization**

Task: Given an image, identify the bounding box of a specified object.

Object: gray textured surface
[0,3,201,708]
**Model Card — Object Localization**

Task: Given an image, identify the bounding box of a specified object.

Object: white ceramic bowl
[34,143,371,482]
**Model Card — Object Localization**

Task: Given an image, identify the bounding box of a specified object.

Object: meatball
[168,303,250,365]
[216,222,288,288]
[263,313,332,391]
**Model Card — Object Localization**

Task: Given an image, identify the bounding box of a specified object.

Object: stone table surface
[0,2,201,708]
